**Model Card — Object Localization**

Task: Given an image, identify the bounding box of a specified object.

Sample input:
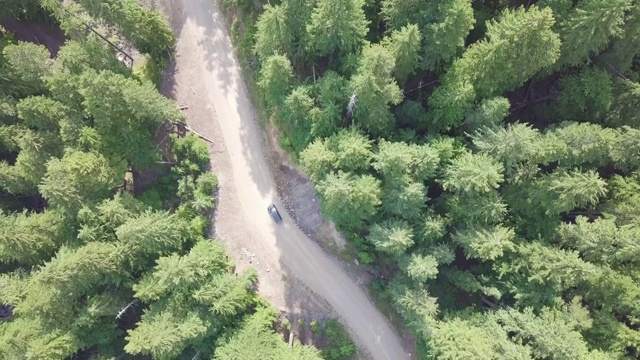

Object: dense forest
[230,0,640,358]
[0,1,325,359]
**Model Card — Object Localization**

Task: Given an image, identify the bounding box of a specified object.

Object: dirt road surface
[158,0,411,358]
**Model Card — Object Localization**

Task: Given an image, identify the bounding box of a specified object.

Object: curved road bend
[176,0,410,358]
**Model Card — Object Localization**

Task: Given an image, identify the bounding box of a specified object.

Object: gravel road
[159,0,411,358]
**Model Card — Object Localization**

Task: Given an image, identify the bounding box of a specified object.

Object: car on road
[267,204,282,223]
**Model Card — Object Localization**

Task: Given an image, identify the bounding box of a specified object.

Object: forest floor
[145,0,415,358]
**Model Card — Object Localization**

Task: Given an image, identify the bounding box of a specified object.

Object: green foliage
[280,86,315,152]
[557,216,640,268]
[558,0,631,67]
[330,128,373,173]
[550,121,617,169]
[258,54,294,109]
[472,122,542,174]
[3,42,52,98]
[425,78,475,132]
[39,150,126,213]
[400,253,439,282]
[300,138,337,182]
[254,4,291,61]
[171,133,211,176]
[380,0,427,31]
[453,225,515,261]
[349,44,403,136]
[0,210,67,265]
[547,169,608,212]
[245,0,640,355]
[310,70,347,138]
[373,140,439,181]
[55,37,129,76]
[367,219,415,257]
[321,319,357,360]
[465,6,560,98]
[442,152,504,194]
[462,97,510,132]
[306,0,369,57]
[317,171,381,231]
[133,55,166,90]
[76,0,175,59]
[382,24,422,85]
[215,306,322,359]
[0,129,63,195]
[420,0,475,71]
[606,79,640,128]
[381,176,427,220]
[116,210,190,270]
[125,310,208,360]
[557,68,613,122]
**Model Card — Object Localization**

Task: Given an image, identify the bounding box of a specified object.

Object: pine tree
[373,140,439,181]
[299,138,337,182]
[421,0,475,71]
[115,210,190,270]
[380,0,429,31]
[258,54,294,109]
[606,79,640,128]
[382,24,422,85]
[387,280,438,337]
[18,242,122,318]
[124,308,209,360]
[472,122,542,175]
[490,307,591,360]
[316,171,381,231]
[0,129,62,194]
[3,42,53,97]
[282,0,317,61]
[280,86,315,152]
[453,225,515,261]
[39,150,125,213]
[310,70,347,138]
[428,5,559,129]
[306,0,369,57]
[76,0,175,59]
[547,169,608,212]
[349,44,403,136]
[381,176,427,220]
[557,68,613,123]
[557,216,640,268]
[367,219,415,257]
[133,241,230,302]
[16,96,68,132]
[462,97,510,132]
[549,121,617,169]
[594,4,640,74]
[610,126,640,172]
[428,316,519,360]
[214,305,322,359]
[399,253,439,282]
[558,0,631,67]
[330,128,373,173]
[442,152,504,194]
[425,78,475,132]
[446,191,507,226]
[254,4,292,61]
[0,210,67,265]
[468,6,560,98]
[54,37,129,75]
